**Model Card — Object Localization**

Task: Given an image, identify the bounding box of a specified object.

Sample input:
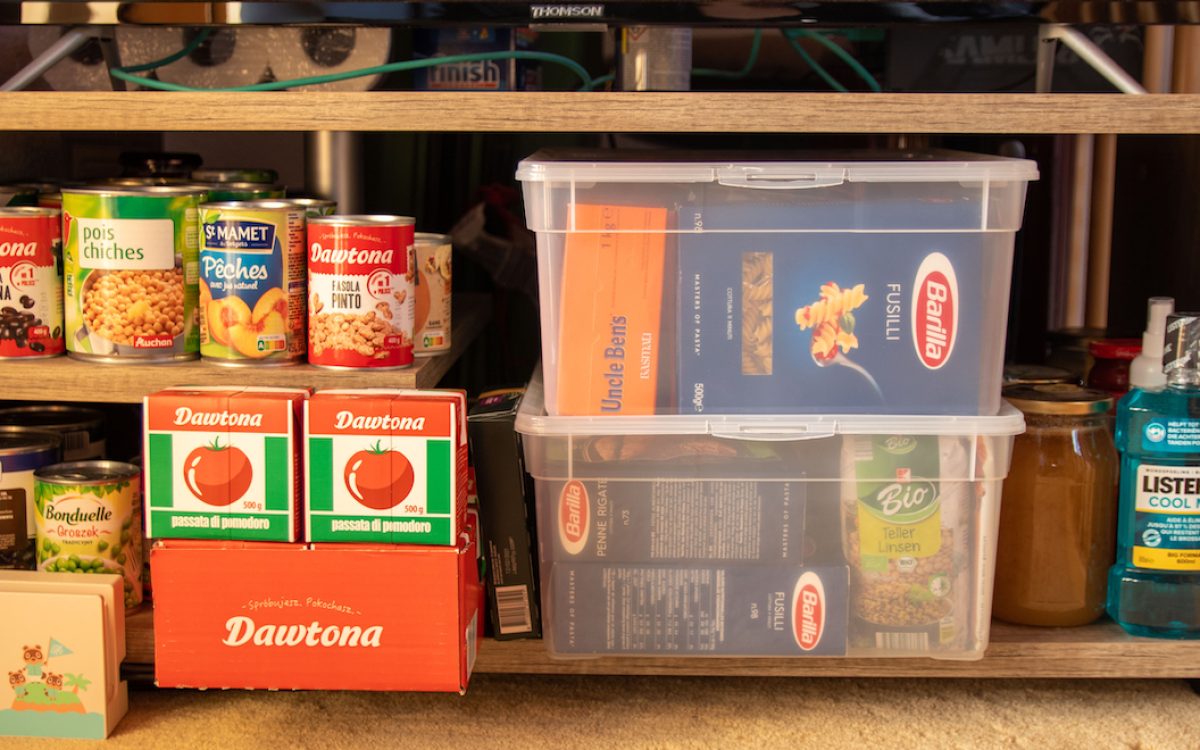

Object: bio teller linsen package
[305,389,468,544]
[679,203,995,414]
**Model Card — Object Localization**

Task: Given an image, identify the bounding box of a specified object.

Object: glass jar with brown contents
[994,384,1118,627]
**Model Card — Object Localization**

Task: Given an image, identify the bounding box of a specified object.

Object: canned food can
[280,197,336,218]
[0,207,65,358]
[414,232,452,356]
[0,185,38,208]
[0,427,61,570]
[307,215,415,369]
[199,200,306,365]
[92,177,194,188]
[62,185,205,362]
[192,167,279,185]
[34,460,143,610]
[0,405,106,461]
[196,182,287,202]
[7,182,61,209]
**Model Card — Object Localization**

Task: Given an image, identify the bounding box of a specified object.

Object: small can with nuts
[34,460,143,610]
[307,215,415,369]
[0,207,64,358]
[414,232,452,356]
[199,200,306,365]
[62,185,205,362]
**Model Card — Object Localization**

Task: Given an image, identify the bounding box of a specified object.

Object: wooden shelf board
[123,608,1200,679]
[2,92,1199,134]
[0,293,488,403]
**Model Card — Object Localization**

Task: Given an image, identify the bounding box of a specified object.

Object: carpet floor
[1,676,1199,749]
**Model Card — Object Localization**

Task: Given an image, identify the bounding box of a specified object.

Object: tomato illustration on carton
[305,389,468,545]
[143,386,308,541]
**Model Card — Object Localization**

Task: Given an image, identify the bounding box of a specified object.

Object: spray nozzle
[1144,297,1175,355]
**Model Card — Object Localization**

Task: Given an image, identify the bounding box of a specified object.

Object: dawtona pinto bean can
[0,427,61,570]
[199,200,306,366]
[0,207,64,358]
[34,460,143,609]
[414,232,452,356]
[62,185,205,362]
[307,215,415,369]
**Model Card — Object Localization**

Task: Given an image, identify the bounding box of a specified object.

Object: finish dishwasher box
[515,371,1024,660]
[516,149,1037,416]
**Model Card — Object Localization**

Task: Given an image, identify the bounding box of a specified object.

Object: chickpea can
[62,185,205,362]
[307,215,415,369]
[199,201,306,365]
[34,460,143,610]
[0,207,64,358]
[414,232,452,356]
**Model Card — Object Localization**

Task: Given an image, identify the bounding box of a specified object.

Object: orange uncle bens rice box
[305,390,468,544]
[143,387,307,542]
[555,204,667,415]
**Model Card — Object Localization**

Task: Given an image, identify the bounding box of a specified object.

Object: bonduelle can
[62,184,206,362]
[196,182,286,202]
[280,197,336,218]
[0,207,64,358]
[199,200,306,366]
[307,215,415,369]
[414,232,452,356]
[34,460,143,610]
[0,427,61,570]
[192,167,279,185]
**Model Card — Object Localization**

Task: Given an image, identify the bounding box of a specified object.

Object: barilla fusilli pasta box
[304,389,467,544]
[555,203,669,415]
[678,203,990,414]
[144,387,308,542]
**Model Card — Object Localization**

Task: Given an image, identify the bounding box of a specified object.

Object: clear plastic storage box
[516,149,1038,417]
[515,371,1025,660]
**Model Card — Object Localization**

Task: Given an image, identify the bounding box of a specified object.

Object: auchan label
[912,252,958,370]
[558,480,589,555]
[792,572,825,651]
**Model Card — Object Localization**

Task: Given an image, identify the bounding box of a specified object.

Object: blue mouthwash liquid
[1108,313,1200,638]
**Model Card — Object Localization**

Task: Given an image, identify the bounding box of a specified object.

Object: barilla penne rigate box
[305,389,468,544]
[144,386,308,542]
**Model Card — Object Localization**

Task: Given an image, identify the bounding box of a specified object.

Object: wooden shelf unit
[0,294,488,403]
[122,608,1199,679]
[1,92,1199,134]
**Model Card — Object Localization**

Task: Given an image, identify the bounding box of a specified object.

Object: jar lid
[1089,338,1141,360]
[1003,364,1075,386]
[1003,384,1113,415]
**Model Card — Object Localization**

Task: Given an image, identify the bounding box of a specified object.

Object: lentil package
[840,434,978,654]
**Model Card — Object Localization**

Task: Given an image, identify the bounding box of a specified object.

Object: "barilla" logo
[204,220,276,252]
[912,252,958,370]
[791,572,825,651]
[559,480,589,555]
[221,616,382,648]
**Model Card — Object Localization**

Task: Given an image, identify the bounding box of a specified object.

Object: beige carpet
[2,676,1198,749]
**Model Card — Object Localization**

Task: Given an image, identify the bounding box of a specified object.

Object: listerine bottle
[1108,313,1200,638]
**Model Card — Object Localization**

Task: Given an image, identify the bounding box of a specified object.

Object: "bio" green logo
[861,481,939,524]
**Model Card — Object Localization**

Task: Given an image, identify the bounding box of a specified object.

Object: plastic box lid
[515,368,1025,441]
[516,149,1039,187]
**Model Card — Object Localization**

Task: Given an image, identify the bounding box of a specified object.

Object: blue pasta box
[677,201,1008,414]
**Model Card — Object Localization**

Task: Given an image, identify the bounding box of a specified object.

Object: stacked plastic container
[515,149,1038,660]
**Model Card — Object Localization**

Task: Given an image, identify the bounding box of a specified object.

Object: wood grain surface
[0,293,488,403]
[2,92,1198,134]
[123,608,1200,678]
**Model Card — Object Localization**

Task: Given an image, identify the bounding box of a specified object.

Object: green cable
[693,29,763,79]
[584,73,614,92]
[118,27,214,74]
[780,29,847,93]
[795,29,882,92]
[111,48,594,92]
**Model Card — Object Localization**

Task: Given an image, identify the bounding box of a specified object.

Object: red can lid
[1089,338,1141,360]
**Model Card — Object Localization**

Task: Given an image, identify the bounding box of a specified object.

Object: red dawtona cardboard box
[150,537,480,693]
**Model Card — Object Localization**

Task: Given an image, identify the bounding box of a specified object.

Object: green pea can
[34,460,143,610]
[62,185,206,362]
